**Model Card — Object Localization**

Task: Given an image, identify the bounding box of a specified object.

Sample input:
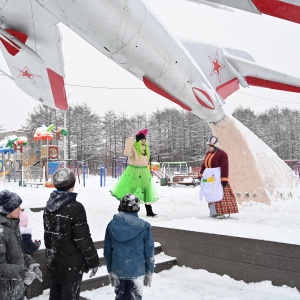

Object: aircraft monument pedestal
[209,114,300,204]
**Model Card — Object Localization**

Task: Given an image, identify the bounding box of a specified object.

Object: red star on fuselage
[208,51,225,83]
[13,66,41,83]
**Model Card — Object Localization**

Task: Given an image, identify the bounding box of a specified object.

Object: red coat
[199,149,229,182]
[199,149,238,215]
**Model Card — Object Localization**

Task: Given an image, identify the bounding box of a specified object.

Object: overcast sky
[1,0,300,131]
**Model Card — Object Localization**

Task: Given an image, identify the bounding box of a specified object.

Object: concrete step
[26,241,177,298]
[80,249,177,293]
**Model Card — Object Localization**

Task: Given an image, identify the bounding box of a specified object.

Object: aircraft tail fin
[0,0,68,110]
[183,41,300,100]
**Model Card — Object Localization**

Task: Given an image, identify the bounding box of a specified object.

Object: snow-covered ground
[2,175,300,299]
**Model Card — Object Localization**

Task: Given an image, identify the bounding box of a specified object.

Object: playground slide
[151,170,166,179]
[30,159,41,168]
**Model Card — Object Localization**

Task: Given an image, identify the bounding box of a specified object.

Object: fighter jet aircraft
[0,0,300,124]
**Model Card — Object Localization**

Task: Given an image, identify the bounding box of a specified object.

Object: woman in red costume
[199,136,239,219]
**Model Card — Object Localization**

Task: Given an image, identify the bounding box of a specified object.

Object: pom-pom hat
[52,168,76,191]
[136,128,148,142]
[0,190,22,216]
[206,136,219,148]
[118,194,140,213]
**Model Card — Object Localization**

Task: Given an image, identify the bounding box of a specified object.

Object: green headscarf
[133,140,150,160]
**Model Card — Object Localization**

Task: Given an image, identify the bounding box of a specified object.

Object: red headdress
[136,128,148,142]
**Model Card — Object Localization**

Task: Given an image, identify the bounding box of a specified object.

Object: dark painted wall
[152,226,300,290]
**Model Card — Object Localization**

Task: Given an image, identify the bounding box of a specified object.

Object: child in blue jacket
[104,194,155,299]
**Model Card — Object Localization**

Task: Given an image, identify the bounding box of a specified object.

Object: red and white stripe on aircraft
[252,0,300,24]
[0,29,27,56]
[143,77,192,111]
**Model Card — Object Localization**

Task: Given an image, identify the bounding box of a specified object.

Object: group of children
[0,167,155,300]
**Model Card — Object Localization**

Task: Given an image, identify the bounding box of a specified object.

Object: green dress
[110,137,159,204]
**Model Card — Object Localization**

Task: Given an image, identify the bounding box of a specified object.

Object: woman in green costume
[110,129,159,217]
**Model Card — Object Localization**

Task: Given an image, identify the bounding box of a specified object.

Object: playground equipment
[33,124,68,160]
[161,162,189,178]
[0,135,28,184]
[148,162,160,171]
[167,173,200,187]
[159,162,199,187]
[22,124,69,187]
[47,124,68,140]
[100,166,106,187]
[112,156,127,178]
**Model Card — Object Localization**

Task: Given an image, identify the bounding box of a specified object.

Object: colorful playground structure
[0,135,27,182]
[0,124,71,187]
[23,124,69,187]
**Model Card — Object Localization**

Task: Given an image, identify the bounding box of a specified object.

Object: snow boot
[145,204,157,217]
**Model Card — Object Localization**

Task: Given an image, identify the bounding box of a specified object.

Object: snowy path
[29,266,300,300]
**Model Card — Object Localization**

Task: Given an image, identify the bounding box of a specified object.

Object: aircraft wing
[187,0,300,24]
[0,1,68,110]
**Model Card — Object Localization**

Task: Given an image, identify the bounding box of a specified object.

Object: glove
[221,181,228,188]
[108,273,114,286]
[34,240,41,250]
[29,263,43,282]
[22,269,36,286]
[89,267,98,278]
[144,274,152,287]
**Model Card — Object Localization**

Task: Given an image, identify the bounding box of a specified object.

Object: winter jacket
[199,149,229,182]
[20,226,40,255]
[104,212,155,279]
[43,191,99,284]
[124,137,149,166]
[0,215,35,300]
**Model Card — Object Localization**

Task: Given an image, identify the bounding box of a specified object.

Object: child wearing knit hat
[44,168,99,299]
[0,190,42,300]
[104,194,155,299]
[19,211,41,255]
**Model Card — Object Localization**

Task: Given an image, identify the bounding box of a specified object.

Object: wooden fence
[152,226,300,291]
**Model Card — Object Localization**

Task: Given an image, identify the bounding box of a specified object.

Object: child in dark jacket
[0,190,42,300]
[104,194,155,300]
[43,168,100,300]
[19,211,41,255]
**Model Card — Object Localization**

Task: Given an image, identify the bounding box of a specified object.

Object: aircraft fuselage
[35,0,225,122]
